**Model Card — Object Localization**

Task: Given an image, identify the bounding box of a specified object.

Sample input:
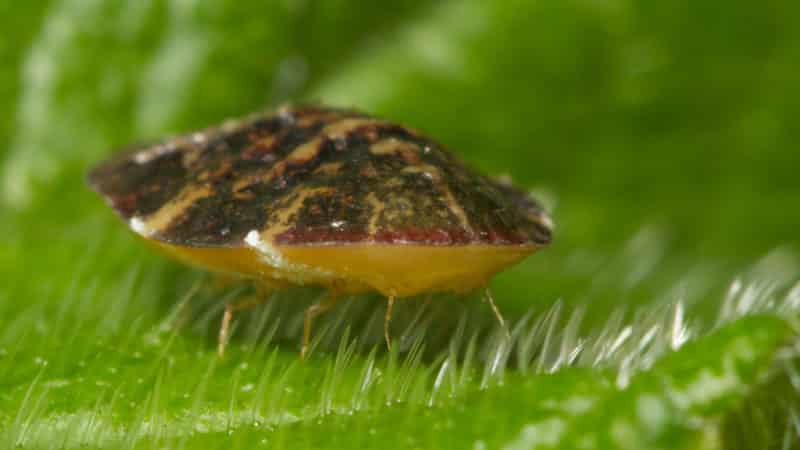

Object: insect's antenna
[384,294,396,350]
[483,288,511,340]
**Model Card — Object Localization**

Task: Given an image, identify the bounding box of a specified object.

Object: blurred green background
[1,1,799,449]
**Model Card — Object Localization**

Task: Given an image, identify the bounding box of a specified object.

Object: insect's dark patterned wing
[88,105,553,248]
[87,106,366,246]
[485,176,553,246]
[87,138,190,219]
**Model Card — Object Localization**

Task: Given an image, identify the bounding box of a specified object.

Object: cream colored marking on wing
[314,161,344,175]
[286,139,320,163]
[246,186,337,285]
[257,134,278,148]
[382,193,415,222]
[243,134,278,155]
[283,118,383,164]
[402,164,473,234]
[438,182,473,234]
[324,118,382,139]
[285,118,381,162]
[384,176,404,188]
[198,160,232,181]
[132,143,178,165]
[141,184,213,233]
[365,192,386,235]
[232,172,261,194]
[233,118,381,194]
[259,186,334,241]
[371,138,422,165]
[401,164,441,181]
[535,212,554,231]
[181,146,203,167]
[370,137,418,155]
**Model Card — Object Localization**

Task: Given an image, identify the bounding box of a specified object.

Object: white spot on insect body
[244,230,334,285]
[538,213,555,233]
[190,132,207,145]
[130,217,154,237]
[245,230,285,269]
[133,144,175,165]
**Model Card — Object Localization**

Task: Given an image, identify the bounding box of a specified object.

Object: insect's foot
[484,288,511,340]
[384,329,392,351]
[217,304,234,357]
[384,295,395,350]
[299,344,308,361]
[217,294,272,357]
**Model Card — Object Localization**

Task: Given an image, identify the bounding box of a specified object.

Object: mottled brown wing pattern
[88,105,553,248]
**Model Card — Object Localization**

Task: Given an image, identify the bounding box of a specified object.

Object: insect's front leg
[483,287,511,340]
[218,283,272,356]
[384,293,396,350]
[301,292,341,360]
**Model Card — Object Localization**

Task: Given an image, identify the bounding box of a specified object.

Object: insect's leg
[218,287,272,357]
[483,288,511,340]
[301,292,340,360]
[384,294,396,350]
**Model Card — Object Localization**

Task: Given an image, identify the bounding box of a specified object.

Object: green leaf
[2,0,800,449]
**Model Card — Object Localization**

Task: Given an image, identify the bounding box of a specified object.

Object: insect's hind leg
[218,284,272,357]
[301,292,341,360]
[483,287,511,340]
[384,294,396,350]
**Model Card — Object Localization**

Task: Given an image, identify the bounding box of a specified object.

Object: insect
[87,105,553,358]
